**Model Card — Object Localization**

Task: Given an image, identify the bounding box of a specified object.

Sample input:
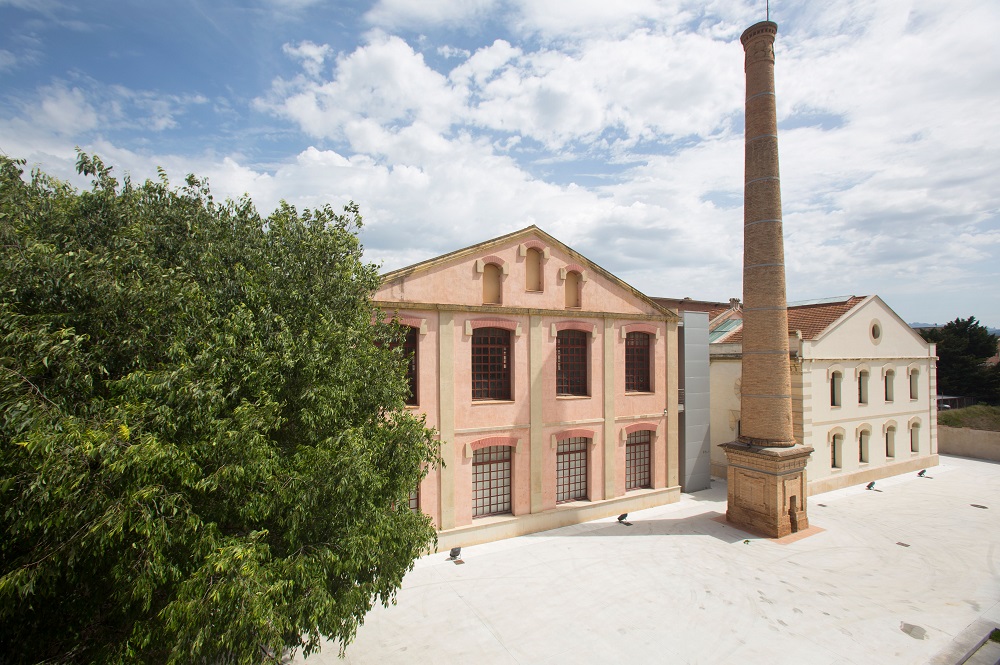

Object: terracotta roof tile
[709,296,868,344]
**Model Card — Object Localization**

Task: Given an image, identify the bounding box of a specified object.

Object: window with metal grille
[556,437,589,502]
[403,326,418,405]
[625,430,651,490]
[472,327,511,400]
[473,445,512,518]
[625,332,651,392]
[408,487,419,513]
[556,330,588,396]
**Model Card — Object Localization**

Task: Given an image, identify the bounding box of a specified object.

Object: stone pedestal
[721,441,813,538]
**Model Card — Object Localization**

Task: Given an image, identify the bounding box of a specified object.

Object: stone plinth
[721,441,813,538]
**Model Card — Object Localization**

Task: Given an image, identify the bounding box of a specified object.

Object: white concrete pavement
[294,455,1000,664]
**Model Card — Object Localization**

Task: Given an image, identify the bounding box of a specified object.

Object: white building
[709,295,938,494]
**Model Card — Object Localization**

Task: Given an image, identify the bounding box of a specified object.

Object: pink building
[375,226,683,549]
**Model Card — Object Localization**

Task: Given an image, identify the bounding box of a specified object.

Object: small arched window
[483,263,502,305]
[831,434,843,469]
[859,430,870,463]
[909,369,919,400]
[830,371,842,407]
[884,369,895,402]
[565,270,581,308]
[885,426,897,458]
[910,423,920,453]
[858,370,869,405]
[525,248,543,292]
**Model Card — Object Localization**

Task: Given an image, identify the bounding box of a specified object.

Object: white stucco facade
[710,296,938,494]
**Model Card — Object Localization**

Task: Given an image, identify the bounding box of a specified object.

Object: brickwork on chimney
[723,21,813,539]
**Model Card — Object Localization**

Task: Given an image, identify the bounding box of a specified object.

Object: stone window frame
[622,323,660,394]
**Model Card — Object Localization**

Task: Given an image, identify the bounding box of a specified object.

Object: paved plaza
[296,455,1000,664]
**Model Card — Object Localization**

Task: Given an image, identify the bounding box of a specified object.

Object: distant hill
[910,322,1000,335]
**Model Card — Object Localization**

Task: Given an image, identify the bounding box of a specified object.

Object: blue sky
[2,0,999,327]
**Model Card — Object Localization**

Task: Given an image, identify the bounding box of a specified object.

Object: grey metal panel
[681,311,711,492]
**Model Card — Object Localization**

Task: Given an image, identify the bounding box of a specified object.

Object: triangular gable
[811,295,930,348]
[376,226,678,320]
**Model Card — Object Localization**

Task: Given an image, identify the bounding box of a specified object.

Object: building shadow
[525,509,748,545]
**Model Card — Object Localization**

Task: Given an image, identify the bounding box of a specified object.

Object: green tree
[919,316,1000,404]
[0,154,439,663]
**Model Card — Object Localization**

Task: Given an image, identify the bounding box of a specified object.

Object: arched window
[525,248,543,292]
[473,445,512,517]
[830,371,842,407]
[625,332,651,392]
[556,329,588,396]
[858,370,869,405]
[565,270,581,308]
[472,327,511,400]
[625,430,652,490]
[909,369,919,400]
[859,430,870,464]
[884,369,895,402]
[831,433,843,469]
[910,423,920,453]
[483,263,502,305]
[556,437,589,502]
[885,426,896,458]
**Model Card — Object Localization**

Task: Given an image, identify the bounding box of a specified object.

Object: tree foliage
[0,154,439,663]
[919,316,1000,404]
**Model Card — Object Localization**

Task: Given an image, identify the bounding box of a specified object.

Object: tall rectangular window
[625,332,651,393]
[858,370,869,405]
[885,427,896,458]
[909,370,919,400]
[556,437,589,502]
[625,430,651,490]
[556,329,588,396]
[910,425,920,453]
[831,372,842,407]
[403,326,418,406]
[831,434,842,469]
[473,445,512,517]
[885,370,895,402]
[472,327,511,400]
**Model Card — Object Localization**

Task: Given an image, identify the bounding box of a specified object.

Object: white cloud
[282,41,332,78]
[259,32,464,144]
[33,83,98,136]
[365,0,500,30]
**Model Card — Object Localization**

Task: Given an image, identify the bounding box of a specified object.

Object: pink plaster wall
[376,240,655,317]
[376,231,676,530]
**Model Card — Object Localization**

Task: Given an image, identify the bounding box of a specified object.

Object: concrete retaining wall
[939,426,1000,462]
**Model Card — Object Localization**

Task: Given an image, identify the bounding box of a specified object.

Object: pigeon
[866,482,876,490]
[617,513,632,526]
[448,547,461,560]
[917,469,926,477]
